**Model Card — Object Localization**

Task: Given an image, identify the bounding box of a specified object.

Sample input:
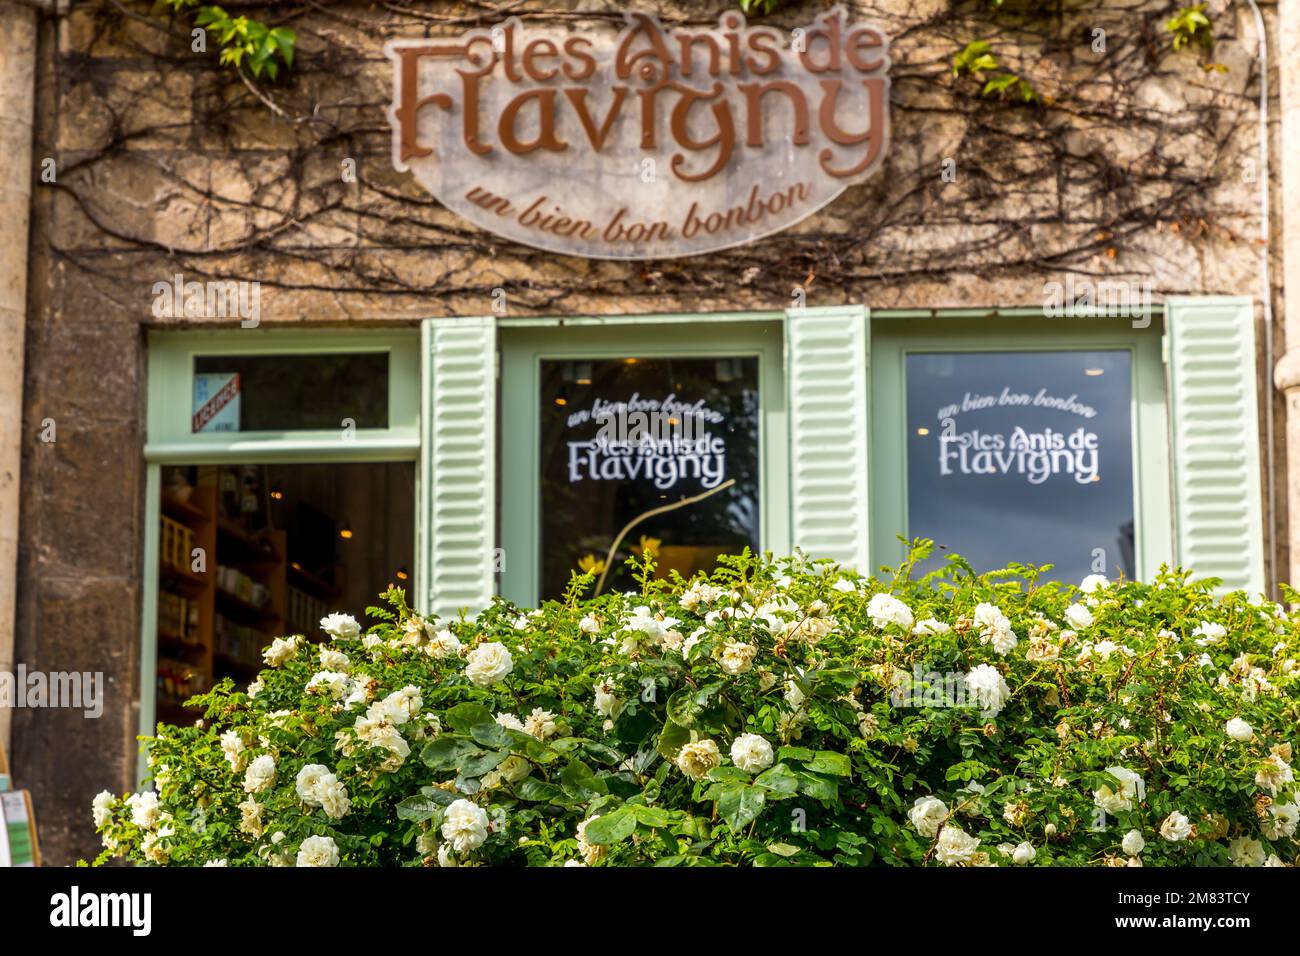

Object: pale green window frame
[868,311,1174,581]
[138,328,422,780]
[498,316,790,606]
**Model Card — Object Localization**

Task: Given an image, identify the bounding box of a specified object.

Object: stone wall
[13,0,1284,864]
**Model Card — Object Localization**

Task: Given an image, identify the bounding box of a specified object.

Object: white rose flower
[238,798,264,838]
[319,647,350,671]
[92,791,116,828]
[1121,829,1146,856]
[465,642,514,687]
[718,640,758,675]
[934,825,980,865]
[866,593,915,632]
[912,617,951,637]
[831,578,856,593]
[441,799,489,854]
[1064,603,1094,629]
[296,835,340,867]
[676,739,721,779]
[1264,854,1285,867]
[318,776,351,820]
[204,859,228,867]
[1093,767,1144,815]
[126,790,161,828]
[1011,842,1036,865]
[306,670,351,700]
[219,730,246,772]
[1159,811,1193,842]
[730,733,775,773]
[1225,717,1253,742]
[908,795,949,838]
[1228,837,1265,868]
[524,707,558,740]
[1262,802,1299,839]
[1079,574,1109,594]
[243,755,277,794]
[964,664,1011,716]
[427,628,462,659]
[262,635,301,667]
[1256,753,1294,794]
[1192,621,1227,646]
[495,712,525,732]
[593,678,623,719]
[295,764,331,805]
[320,613,361,640]
[578,613,601,635]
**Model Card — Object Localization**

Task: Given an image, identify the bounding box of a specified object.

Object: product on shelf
[159,515,195,571]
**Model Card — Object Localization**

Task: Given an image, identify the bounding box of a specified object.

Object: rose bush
[91,544,1300,867]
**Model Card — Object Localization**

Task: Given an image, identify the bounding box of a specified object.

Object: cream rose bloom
[296,834,340,867]
[92,790,116,828]
[730,733,774,773]
[243,755,277,793]
[1225,717,1254,742]
[262,635,302,667]
[428,628,462,659]
[319,776,351,820]
[1064,603,1094,629]
[866,593,915,631]
[718,640,758,675]
[238,798,264,838]
[465,642,514,687]
[1121,829,1145,856]
[676,739,721,779]
[1093,766,1144,814]
[1159,811,1193,842]
[219,730,246,772]
[908,795,949,838]
[319,646,350,670]
[295,764,331,804]
[441,798,489,854]
[320,613,361,640]
[1228,837,1265,867]
[934,825,980,865]
[964,664,1011,716]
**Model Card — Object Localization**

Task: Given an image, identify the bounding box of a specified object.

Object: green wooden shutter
[784,304,870,570]
[422,317,497,618]
[1165,296,1264,593]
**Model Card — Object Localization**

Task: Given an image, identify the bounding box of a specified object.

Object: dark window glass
[539,357,760,599]
[905,350,1134,581]
[192,353,389,432]
[155,462,413,724]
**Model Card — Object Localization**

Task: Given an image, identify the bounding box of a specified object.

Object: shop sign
[564,393,728,490]
[386,6,890,259]
[193,373,241,433]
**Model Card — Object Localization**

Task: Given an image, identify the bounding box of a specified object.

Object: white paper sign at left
[192,372,241,433]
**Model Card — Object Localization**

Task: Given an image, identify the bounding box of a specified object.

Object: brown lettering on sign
[386,6,891,259]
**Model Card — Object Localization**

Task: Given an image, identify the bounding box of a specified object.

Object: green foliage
[736,0,786,15]
[952,40,1040,104]
[1166,4,1214,52]
[91,548,1300,867]
[156,0,296,80]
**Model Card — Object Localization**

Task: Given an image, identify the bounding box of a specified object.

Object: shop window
[536,355,762,599]
[192,352,390,432]
[154,462,413,725]
[904,350,1134,581]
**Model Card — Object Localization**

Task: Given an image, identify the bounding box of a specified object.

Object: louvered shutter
[422,317,497,618]
[1165,296,1264,594]
[784,304,871,570]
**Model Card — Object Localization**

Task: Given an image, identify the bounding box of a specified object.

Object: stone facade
[7,0,1288,863]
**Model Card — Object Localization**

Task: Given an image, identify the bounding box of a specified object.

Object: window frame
[497,317,789,606]
[138,328,422,781]
[868,312,1173,581]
